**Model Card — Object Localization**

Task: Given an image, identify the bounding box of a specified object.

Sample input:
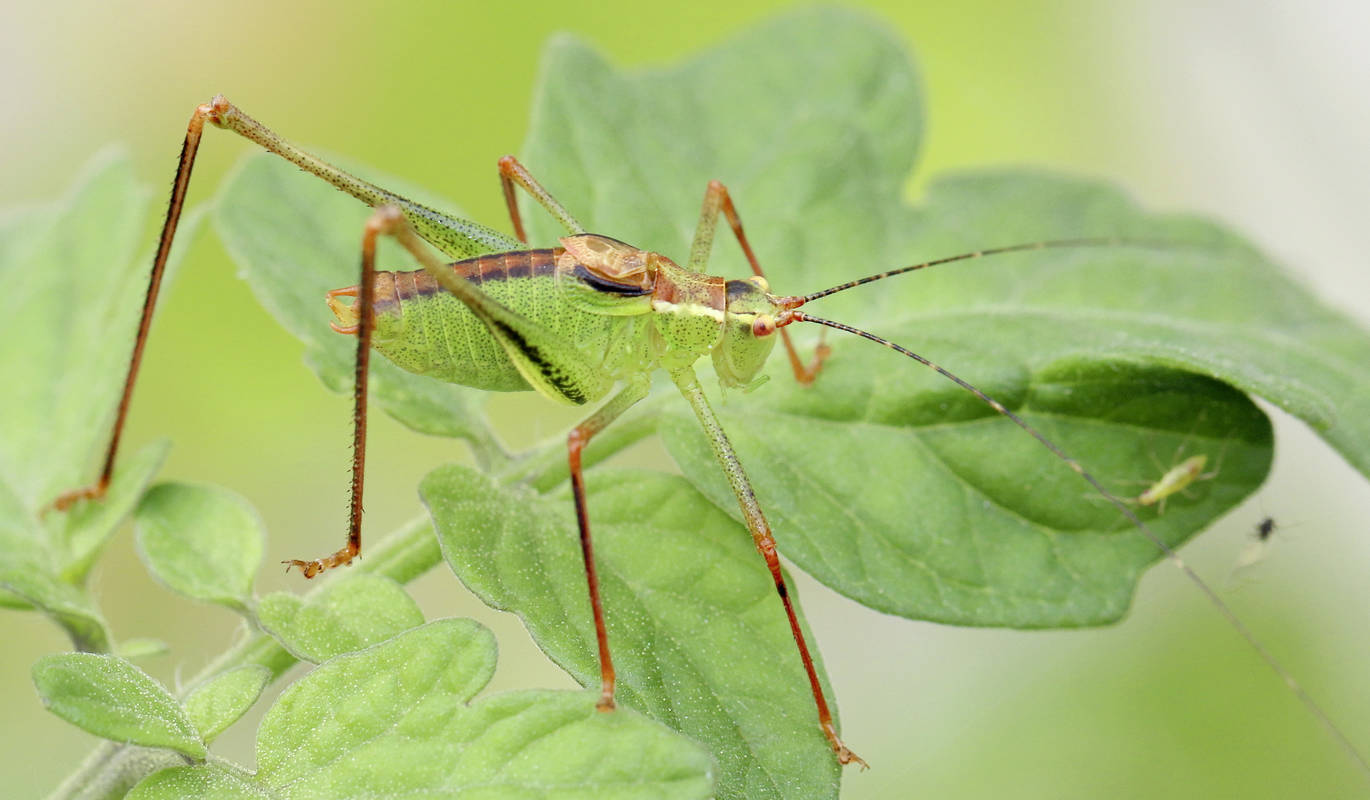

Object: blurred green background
[4,1,1369,797]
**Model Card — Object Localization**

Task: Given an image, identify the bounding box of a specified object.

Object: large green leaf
[0,558,110,652]
[425,466,839,800]
[128,620,714,799]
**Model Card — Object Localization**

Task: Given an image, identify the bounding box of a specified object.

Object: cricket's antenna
[781,237,1171,307]
[776,308,1370,780]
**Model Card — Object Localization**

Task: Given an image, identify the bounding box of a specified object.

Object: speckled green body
[337,236,781,407]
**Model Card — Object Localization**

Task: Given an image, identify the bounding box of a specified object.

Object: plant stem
[46,742,185,800]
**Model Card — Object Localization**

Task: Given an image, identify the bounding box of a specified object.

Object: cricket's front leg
[686,180,830,385]
[669,366,865,768]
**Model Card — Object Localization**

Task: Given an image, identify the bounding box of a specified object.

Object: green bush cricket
[46,95,1370,775]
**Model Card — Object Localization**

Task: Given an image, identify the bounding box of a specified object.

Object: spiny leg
[687,180,828,384]
[498,155,585,243]
[282,207,385,577]
[47,99,212,512]
[669,365,866,767]
[565,377,652,711]
[202,96,512,260]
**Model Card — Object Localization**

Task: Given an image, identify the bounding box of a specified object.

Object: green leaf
[32,653,206,759]
[0,441,164,652]
[214,152,510,446]
[135,482,264,611]
[0,439,166,617]
[0,475,47,611]
[254,574,425,663]
[425,466,837,800]
[184,665,271,743]
[131,620,714,799]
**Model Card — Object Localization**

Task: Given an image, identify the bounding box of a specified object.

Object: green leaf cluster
[30,477,711,797]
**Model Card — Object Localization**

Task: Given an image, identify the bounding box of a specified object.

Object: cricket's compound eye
[752,314,777,337]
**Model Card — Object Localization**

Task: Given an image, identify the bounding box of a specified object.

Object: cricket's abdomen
[333,248,651,397]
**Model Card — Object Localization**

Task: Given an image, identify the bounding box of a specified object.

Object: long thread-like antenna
[778,307,1370,779]
[782,237,1169,307]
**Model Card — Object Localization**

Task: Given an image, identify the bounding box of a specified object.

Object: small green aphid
[1136,453,1218,513]
[46,96,1368,775]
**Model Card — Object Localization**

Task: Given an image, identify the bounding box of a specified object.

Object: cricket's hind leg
[46,99,219,514]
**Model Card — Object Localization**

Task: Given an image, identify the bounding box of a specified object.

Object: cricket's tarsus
[282,548,357,578]
[46,484,105,514]
[48,94,1368,779]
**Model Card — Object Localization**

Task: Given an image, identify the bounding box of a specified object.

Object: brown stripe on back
[383,248,561,301]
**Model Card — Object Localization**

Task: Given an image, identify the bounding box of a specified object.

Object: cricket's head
[713,275,783,389]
